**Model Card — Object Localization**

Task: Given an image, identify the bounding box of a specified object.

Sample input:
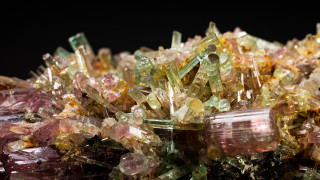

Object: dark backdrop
[1,2,319,79]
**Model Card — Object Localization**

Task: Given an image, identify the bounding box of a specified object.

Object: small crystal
[187,55,210,97]
[165,62,183,92]
[178,49,209,79]
[119,153,158,176]
[171,30,182,49]
[54,46,70,58]
[98,48,113,71]
[127,87,146,105]
[68,32,94,58]
[123,67,134,88]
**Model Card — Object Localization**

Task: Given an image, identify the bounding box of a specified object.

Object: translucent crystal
[146,93,167,119]
[123,67,134,88]
[192,32,220,53]
[119,153,147,175]
[178,49,209,79]
[75,45,95,76]
[98,48,113,71]
[127,87,146,105]
[154,165,193,180]
[119,153,158,176]
[206,21,220,37]
[188,55,210,97]
[131,105,146,125]
[205,108,279,156]
[165,62,183,92]
[171,105,193,125]
[3,20,320,179]
[146,75,159,92]
[273,68,295,85]
[134,50,154,74]
[54,46,70,58]
[68,32,94,57]
[171,30,182,49]
[207,53,223,96]
[204,95,230,112]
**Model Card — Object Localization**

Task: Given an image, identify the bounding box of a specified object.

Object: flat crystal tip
[208,44,217,51]
[42,53,51,60]
[208,53,219,64]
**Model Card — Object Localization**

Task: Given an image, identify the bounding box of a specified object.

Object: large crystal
[205,108,279,156]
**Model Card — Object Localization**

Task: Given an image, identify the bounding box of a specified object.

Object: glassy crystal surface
[205,108,279,156]
[2,22,320,179]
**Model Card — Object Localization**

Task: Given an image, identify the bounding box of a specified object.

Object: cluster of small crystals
[0,22,320,179]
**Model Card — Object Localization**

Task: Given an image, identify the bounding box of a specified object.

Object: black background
[1,2,319,79]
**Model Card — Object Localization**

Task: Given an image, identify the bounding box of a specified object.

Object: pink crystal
[31,118,60,146]
[205,108,279,156]
[118,152,160,176]
[1,146,64,178]
[0,88,34,115]
[101,73,118,90]
[119,153,146,175]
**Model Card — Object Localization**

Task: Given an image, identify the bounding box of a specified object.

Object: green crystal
[207,53,223,96]
[171,30,182,49]
[146,75,159,92]
[274,68,295,85]
[67,65,78,80]
[238,34,282,53]
[68,32,93,53]
[134,50,154,74]
[155,88,171,111]
[206,21,220,37]
[192,32,221,53]
[115,111,133,122]
[54,46,70,58]
[146,93,167,118]
[216,52,234,79]
[191,164,208,180]
[204,95,230,112]
[268,84,286,108]
[261,83,270,107]
[178,49,209,79]
[154,165,193,180]
[165,62,183,92]
[146,93,162,110]
[188,55,210,98]
[127,87,146,105]
[134,50,154,85]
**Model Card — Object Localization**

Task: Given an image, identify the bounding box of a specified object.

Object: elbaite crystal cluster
[1,22,320,180]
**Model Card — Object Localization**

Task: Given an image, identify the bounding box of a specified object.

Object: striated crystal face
[205,108,279,156]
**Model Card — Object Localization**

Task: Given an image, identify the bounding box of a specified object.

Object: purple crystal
[0,144,126,179]
[101,73,118,90]
[1,147,64,177]
[0,113,25,123]
[0,88,54,116]
[31,118,60,146]
[0,88,34,116]
[205,108,279,156]
[26,91,53,113]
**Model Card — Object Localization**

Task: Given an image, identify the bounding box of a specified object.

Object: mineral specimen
[0,21,320,179]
